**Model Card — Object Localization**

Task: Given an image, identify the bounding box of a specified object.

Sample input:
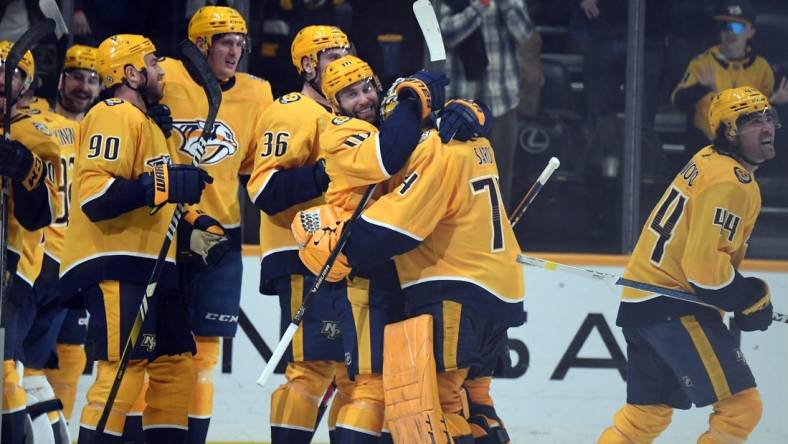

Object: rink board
[67,253,788,443]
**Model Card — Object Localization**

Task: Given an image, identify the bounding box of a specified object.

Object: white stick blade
[413,0,446,62]
[39,0,68,38]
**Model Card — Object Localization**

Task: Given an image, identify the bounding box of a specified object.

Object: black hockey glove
[439,99,493,143]
[0,139,45,190]
[735,302,773,332]
[184,210,232,266]
[148,103,174,138]
[140,164,213,207]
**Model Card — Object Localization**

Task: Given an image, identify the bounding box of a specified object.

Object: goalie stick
[517,255,787,323]
[93,40,223,438]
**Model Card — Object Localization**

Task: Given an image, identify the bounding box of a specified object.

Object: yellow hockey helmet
[64,44,98,72]
[291,25,350,75]
[0,40,35,91]
[96,34,157,88]
[188,6,248,45]
[321,55,380,109]
[708,86,773,137]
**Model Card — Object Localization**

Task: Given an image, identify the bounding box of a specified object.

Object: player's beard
[58,87,92,114]
[143,76,164,103]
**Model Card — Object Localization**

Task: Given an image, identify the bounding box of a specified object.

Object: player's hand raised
[439,99,492,143]
[395,70,450,120]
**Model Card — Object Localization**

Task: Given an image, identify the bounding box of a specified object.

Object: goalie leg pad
[79,359,147,436]
[382,315,452,444]
[597,403,673,444]
[271,360,336,443]
[23,371,61,444]
[697,388,762,444]
[437,369,473,442]
[45,343,87,421]
[335,373,385,441]
[464,377,510,443]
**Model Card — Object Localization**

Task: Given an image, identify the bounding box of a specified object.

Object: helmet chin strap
[735,151,765,167]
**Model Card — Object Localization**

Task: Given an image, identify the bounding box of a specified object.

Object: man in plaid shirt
[437,0,533,211]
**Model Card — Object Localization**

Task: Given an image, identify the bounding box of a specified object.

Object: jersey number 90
[87,134,120,161]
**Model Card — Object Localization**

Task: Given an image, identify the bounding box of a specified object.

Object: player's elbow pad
[344,218,420,268]
[254,166,323,215]
[379,99,423,175]
[690,272,765,312]
[82,177,148,222]
[11,182,52,230]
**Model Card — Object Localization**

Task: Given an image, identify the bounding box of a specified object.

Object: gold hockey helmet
[96,34,157,88]
[64,44,98,72]
[290,25,350,75]
[708,86,775,137]
[0,40,35,91]
[321,55,380,109]
[188,6,248,45]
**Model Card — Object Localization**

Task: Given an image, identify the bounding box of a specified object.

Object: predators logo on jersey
[172,120,238,165]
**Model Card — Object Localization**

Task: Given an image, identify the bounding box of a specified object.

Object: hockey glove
[184,210,231,266]
[142,163,213,207]
[439,99,493,143]
[313,159,330,192]
[148,103,174,138]
[735,278,773,332]
[739,277,771,315]
[292,204,351,282]
[0,139,45,191]
[395,70,450,120]
[735,302,773,332]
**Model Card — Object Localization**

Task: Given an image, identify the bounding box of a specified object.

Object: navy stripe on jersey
[253,165,324,216]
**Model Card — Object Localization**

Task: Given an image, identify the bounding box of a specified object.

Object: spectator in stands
[672,0,788,161]
[436,0,534,212]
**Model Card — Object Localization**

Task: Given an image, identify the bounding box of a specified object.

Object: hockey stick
[257,183,377,387]
[413,0,446,62]
[509,157,560,227]
[93,40,222,438]
[517,254,788,323]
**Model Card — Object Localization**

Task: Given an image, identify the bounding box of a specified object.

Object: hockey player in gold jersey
[598,87,776,444]
[14,61,86,441]
[112,7,274,444]
[42,44,100,424]
[246,25,351,444]
[304,96,524,444]
[59,34,212,444]
[0,40,64,444]
[291,55,448,443]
